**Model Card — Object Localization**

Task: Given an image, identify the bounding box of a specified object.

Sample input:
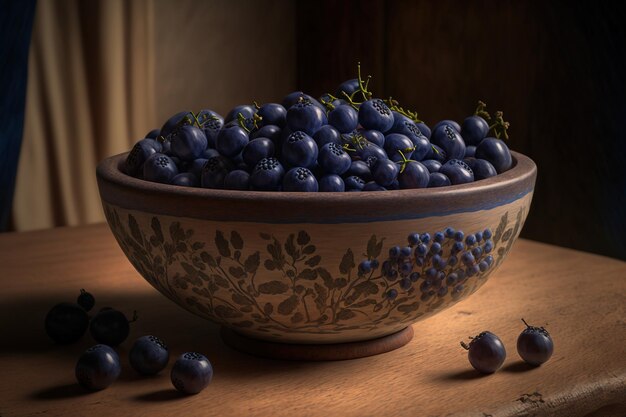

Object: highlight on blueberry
[460,331,506,374]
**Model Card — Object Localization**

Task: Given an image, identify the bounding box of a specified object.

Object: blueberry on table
[517,319,554,366]
[318,142,351,175]
[439,159,474,185]
[282,131,319,168]
[283,167,319,192]
[45,302,89,344]
[358,99,394,133]
[76,289,95,312]
[257,103,287,128]
[461,115,490,146]
[129,335,170,375]
[475,137,512,173]
[460,331,506,374]
[318,174,345,192]
[286,97,327,136]
[431,123,466,160]
[170,125,208,161]
[171,352,213,395]
[89,309,137,346]
[250,157,285,191]
[143,153,179,184]
[75,344,121,390]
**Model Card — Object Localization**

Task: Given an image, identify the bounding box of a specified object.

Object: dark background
[296,0,626,261]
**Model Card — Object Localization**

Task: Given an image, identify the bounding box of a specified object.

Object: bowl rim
[97,151,536,223]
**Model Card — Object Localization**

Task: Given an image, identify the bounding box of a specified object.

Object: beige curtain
[13,0,156,230]
[12,0,296,231]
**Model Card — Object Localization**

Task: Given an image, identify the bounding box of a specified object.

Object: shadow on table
[436,369,490,381]
[31,383,95,400]
[502,360,538,373]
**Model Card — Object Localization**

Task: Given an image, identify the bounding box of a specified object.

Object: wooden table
[1,224,625,417]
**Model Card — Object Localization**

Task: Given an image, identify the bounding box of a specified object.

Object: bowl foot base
[220,326,414,361]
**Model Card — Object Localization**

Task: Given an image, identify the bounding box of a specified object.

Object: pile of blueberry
[461,319,554,374]
[124,64,513,191]
[45,290,213,394]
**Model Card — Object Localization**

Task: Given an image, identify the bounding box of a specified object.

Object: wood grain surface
[1,224,625,417]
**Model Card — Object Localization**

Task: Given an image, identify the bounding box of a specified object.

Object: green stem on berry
[385,97,423,123]
[395,148,417,173]
[488,111,510,140]
[320,93,338,111]
[460,341,470,350]
[474,100,491,120]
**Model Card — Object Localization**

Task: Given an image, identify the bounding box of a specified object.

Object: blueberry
[425,144,447,163]
[129,335,170,375]
[437,286,448,297]
[466,234,477,245]
[257,103,287,128]
[75,345,121,390]
[485,255,494,266]
[420,280,433,293]
[336,78,360,97]
[358,129,385,148]
[318,142,351,175]
[483,228,493,239]
[475,231,483,242]
[202,148,220,159]
[250,124,281,143]
[223,170,250,190]
[432,119,461,132]
[431,124,466,160]
[371,158,399,187]
[472,246,483,258]
[408,233,420,245]
[200,155,233,189]
[420,233,431,244]
[461,115,490,146]
[358,99,394,133]
[421,159,442,173]
[383,133,414,162]
[282,131,318,168]
[313,125,342,148]
[188,158,208,178]
[460,331,506,374]
[77,289,95,312]
[160,111,194,139]
[328,105,358,133]
[344,175,365,191]
[475,138,512,173]
[45,302,89,344]
[171,173,199,187]
[398,161,429,189]
[362,181,387,191]
[386,289,398,300]
[446,273,458,286]
[427,172,451,188]
[452,241,465,253]
[145,128,160,139]
[461,252,475,266]
[142,153,179,184]
[416,122,431,138]
[353,142,389,167]
[400,246,412,258]
[465,145,476,158]
[517,319,554,366]
[478,260,489,272]
[415,243,427,255]
[389,246,401,258]
[89,309,135,346]
[439,159,474,185]
[287,98,327,135]
[216,125,249,158]
[454,231,465,242]
[318,174,345,192]
[467,264,480,276]
[434,232,445,243]
[464,157,497,180]
[358,260,372,275]
[170,125,208,161]
[430,242,442,254]
[171,352,213,395]
[400,277,412,290]
[388,116,430,160]
[283,167,318,192]
[345,160,372,182]
[240,137,275,168]
[484,240,494,253]
[448,255,458,266]
[250,157,285,191]
[225,104,256,124]
[426,267,438,278]
[125,139,161,177]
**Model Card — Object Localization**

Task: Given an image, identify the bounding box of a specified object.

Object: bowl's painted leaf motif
[103,204,527,338]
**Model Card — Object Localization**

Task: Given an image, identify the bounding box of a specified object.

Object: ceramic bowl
[97,152,536,346]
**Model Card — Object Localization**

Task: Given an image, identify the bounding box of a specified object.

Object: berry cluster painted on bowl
[103,203,527,341]
[123,64,514,192]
